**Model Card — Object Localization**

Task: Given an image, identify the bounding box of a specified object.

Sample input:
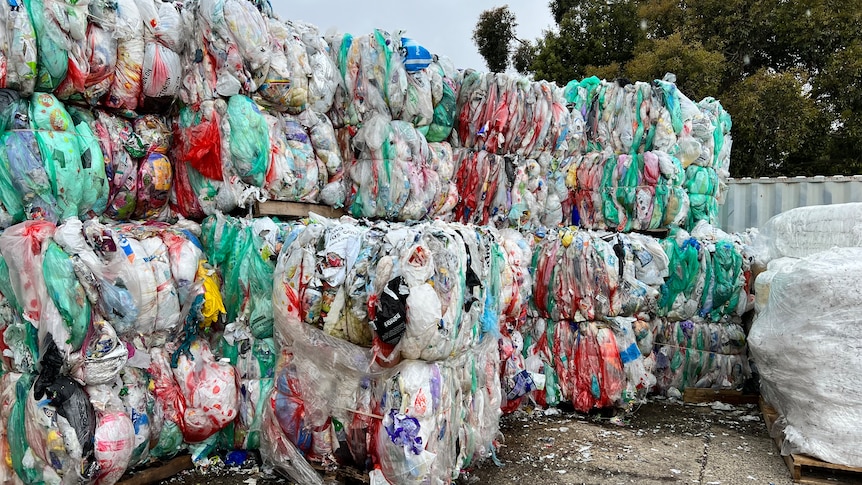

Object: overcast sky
[273,1,555,71]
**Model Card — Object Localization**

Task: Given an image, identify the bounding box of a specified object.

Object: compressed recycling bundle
[650,222,754,393]
[262,215,529,484]
[753,203,862,261]
[499,222,753,413]
[562,77,732,230]
[746,203,862,468]
[453,71,570,159]
[749,248,862,468]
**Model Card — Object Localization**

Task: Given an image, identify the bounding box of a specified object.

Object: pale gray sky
[273,1,554,71]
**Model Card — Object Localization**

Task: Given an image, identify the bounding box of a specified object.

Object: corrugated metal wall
[719,175,862,233]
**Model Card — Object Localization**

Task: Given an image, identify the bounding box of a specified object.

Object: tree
[624,33,725,100]
[512,40,538,75]
[473,6,518,73]
[522,0,862,177]
[533,0,644,85]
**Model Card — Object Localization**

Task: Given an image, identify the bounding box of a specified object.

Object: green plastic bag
[42,242,90,351]
[222,227,274,338]
[227,95,270,188]
[426,74,456,142]
[151,420,184,460]
[201,214,241,268]
[24,0,69,91]
[9,373,46,485]
[67,108,109,216]
[659,233,701,316]
[30,93,83,220]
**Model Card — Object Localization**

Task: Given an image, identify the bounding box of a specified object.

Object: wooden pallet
[254,200,346,220]
[760,399,862,484]
[683,387,760,405]
[116,455,193,485]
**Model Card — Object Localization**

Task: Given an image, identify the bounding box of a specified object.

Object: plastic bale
[280,114,324,201]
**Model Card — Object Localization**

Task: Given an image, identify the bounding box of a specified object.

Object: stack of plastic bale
[747,203,862,468]
[561,77,732,231]
[324,31,461,222]
[170,1,346,215]
[196,214,304,455]
[449,71,572,229]
[0,214,262,484]
[651,221,755,395]
[0,0,348,217]
[507,226,664,414]
[261,214,529,484]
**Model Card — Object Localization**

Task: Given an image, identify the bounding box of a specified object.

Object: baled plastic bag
[120,367,157,466]
[227,95,270,187]
[29,94,84,220]
[0,3,38,96]
[67,107,110,217]
[258,20,308,114]
[25,0,69,91]
[88,384,135,485]
[293,21,338,113]
[42,241,91,352]
[84,23,119,104]
[172,338,239,443]
[30,338,98,482]
[95,111,140,220]
[148,347,186,459]
[304,111,345,207]
[139,236,181,337]
[106,0,145,110]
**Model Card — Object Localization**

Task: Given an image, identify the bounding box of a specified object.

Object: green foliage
[625,33,725,100]
[534,0,644,84]
[473,6,518,73]
[512,40,538,75]
[515,0,862,177]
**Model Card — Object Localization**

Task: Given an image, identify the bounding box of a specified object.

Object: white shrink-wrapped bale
[749,247,862,467]
[756,202,862,262]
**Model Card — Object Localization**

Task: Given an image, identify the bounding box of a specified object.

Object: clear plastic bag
[0,2,38,96]
[106,0,144,110]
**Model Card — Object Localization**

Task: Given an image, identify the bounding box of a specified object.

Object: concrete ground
[460,398,795,485]
[164,397,809,485]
